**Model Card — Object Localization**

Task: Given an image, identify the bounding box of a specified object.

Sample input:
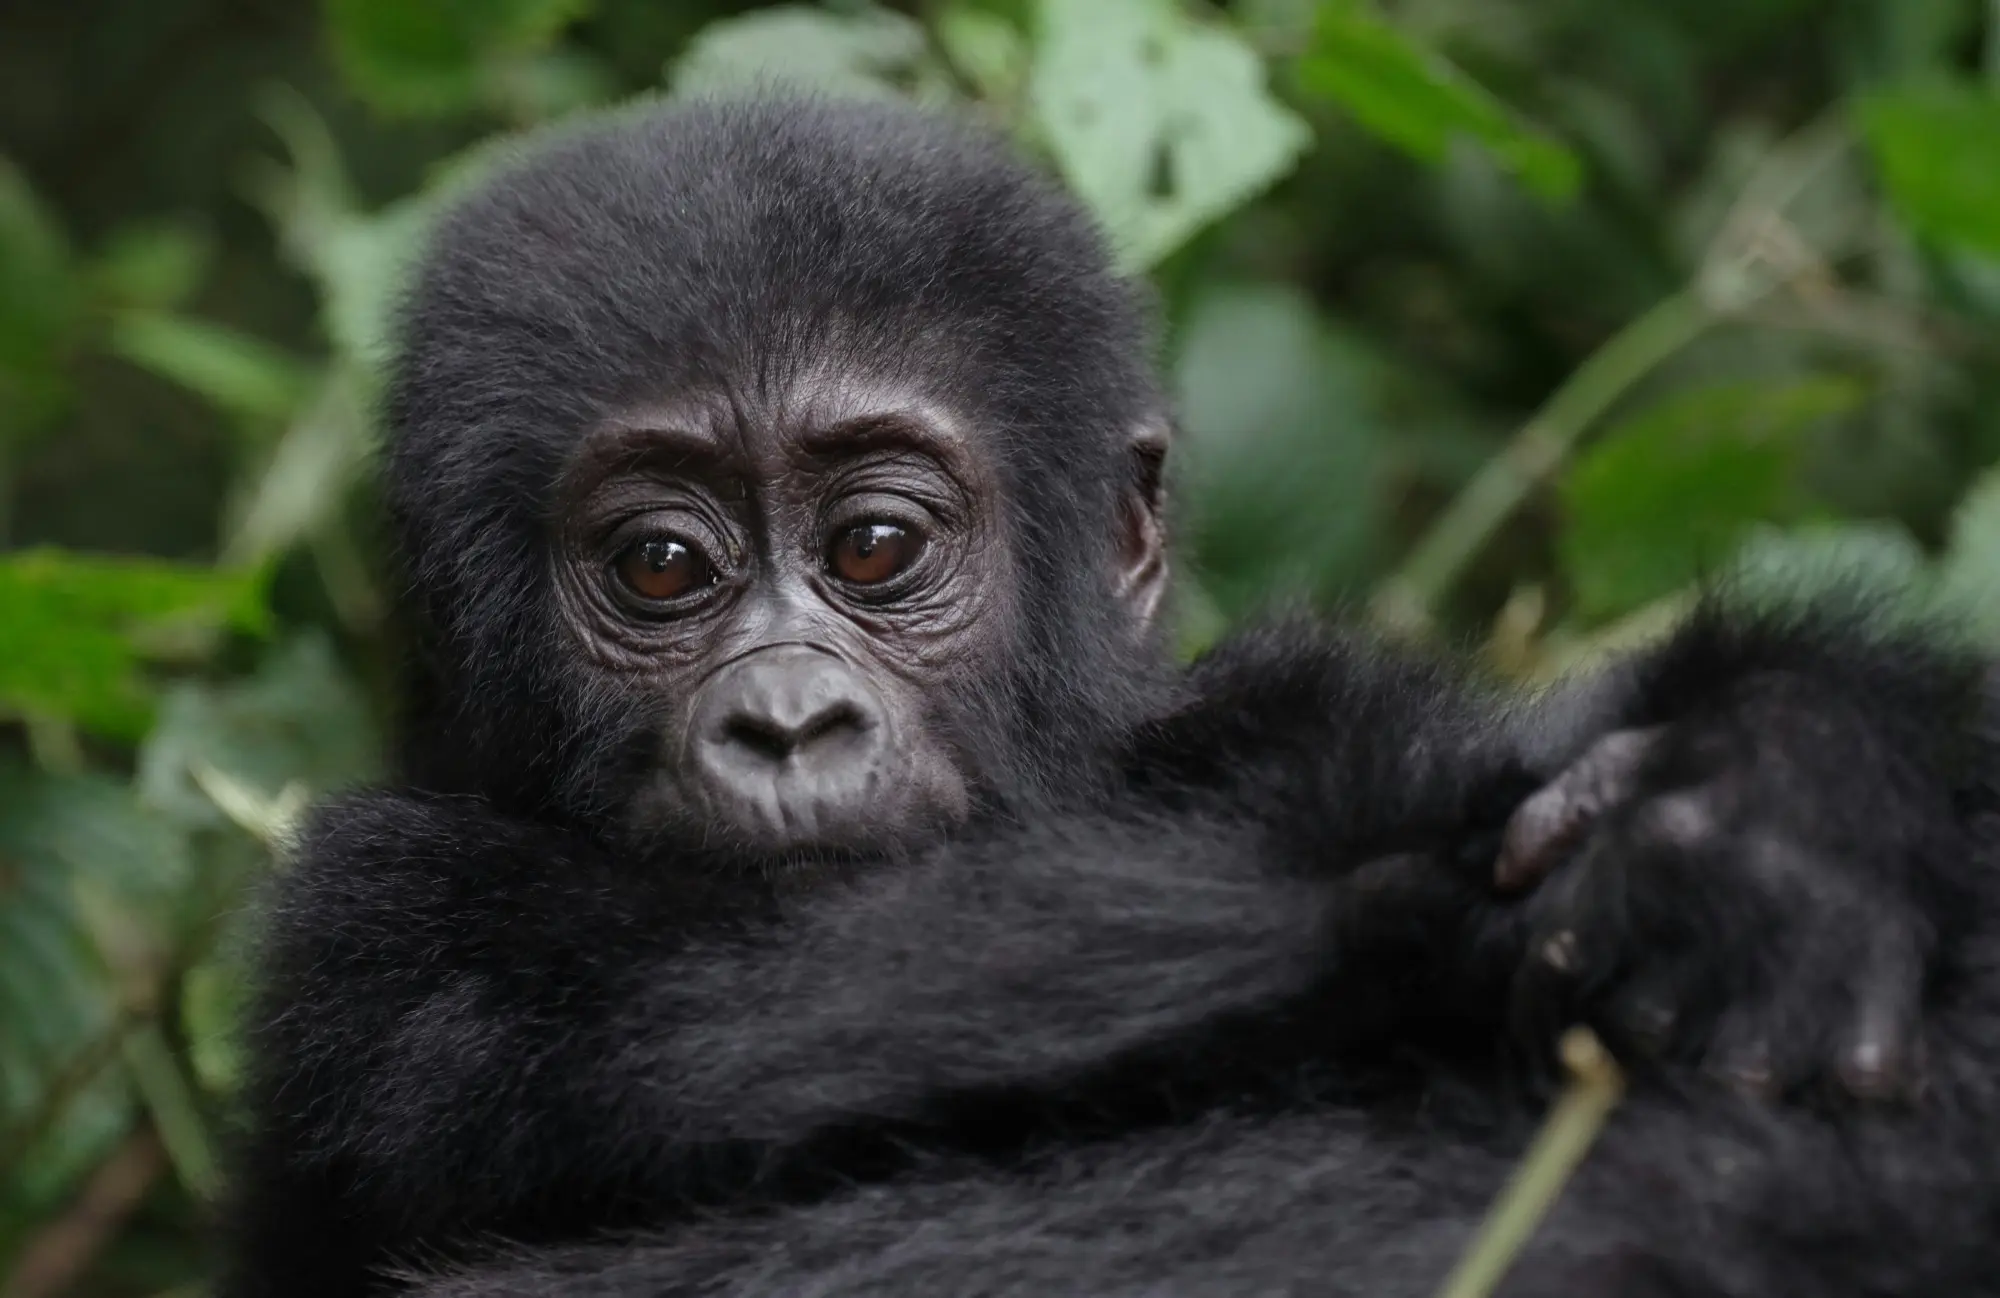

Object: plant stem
[1432,1028,1626,1298]
[122,1021,219,1201]
[1373,289,1713,632]
[1,1128,165,1298]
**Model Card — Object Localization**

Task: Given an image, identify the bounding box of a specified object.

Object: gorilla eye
[828,522,922,585]
[613,536,716,603]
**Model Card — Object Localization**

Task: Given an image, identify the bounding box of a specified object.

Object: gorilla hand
[1494,669,1965,1102]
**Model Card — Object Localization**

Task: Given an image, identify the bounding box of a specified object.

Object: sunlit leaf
[107,311,315,425]
[671,5,931,99]
[1029,0,1312,269]
[1560,377,1865,622]
[327,0,594,118]
[1858,81,2000,259]
[0,550,268,739]
[1296,0,1580,201]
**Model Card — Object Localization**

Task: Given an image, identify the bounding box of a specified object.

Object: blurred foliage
[2,0,2000,1291]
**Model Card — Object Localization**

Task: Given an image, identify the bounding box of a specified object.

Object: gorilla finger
[1837,930,1925,1101]
[1702,1010,1787,1100]
[1510,925,1623,1074]
[1495,727,1665,892]
[1594,968,1691,1061]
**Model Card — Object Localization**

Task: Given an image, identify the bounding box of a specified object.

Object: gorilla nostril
[722,715,795,763]
[795,700,867,748]
[721,700,869,763]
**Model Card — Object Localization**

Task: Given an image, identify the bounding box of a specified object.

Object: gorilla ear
[1113,418,1171,631]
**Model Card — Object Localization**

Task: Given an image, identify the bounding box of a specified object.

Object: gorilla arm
[225,608,1997,1296]
[227,626,1500,1296]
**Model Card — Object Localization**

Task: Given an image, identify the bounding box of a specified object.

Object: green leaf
[1028,0,1312,269]
[671,5,931,99]
[1173,283,1389,615]
[138,634,381,831]
[0,771,192,902]
[935,2,1028,102]
[247,92,441,366]
[181,957,247,1095]
[1857,81,2000,259]
[223,373,373,566]
[0,155,78,441]
[1559,378,1865,622]
[1295,1,1580,201]
[326,0,593,118]
[0,765,189,1205]
[0,550,268,739]
[1937,468,2000,645]
[107,311,315,424]
[87,222,213,312]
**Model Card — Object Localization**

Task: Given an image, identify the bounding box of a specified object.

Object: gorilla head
[386,98,1172,856]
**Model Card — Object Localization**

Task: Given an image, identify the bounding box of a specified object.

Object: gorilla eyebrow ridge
[563,422,728,492]
[797,410,965,459]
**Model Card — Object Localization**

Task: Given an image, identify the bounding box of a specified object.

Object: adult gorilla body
[226,98,2000,1297]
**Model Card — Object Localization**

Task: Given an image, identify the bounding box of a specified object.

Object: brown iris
[828,521,921,585]
[614,536,714,602]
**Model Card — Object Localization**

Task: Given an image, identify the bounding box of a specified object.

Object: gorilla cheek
[659,644,968,853]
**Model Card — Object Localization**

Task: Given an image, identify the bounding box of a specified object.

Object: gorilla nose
[690,647,889,840]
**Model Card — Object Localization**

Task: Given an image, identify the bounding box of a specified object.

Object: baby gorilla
[225,98,2000,1297]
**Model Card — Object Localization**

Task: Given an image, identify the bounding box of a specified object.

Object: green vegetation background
[4,0,2000,1292]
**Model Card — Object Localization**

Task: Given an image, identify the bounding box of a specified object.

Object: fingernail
[1541,930,1580,973]
[1840,1038,1899,1098]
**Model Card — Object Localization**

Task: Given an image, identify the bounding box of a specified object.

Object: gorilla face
[385,99,1175,852]
[552,374,1019,856]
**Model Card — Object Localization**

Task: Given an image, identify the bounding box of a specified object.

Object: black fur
[224,97,2000,1297]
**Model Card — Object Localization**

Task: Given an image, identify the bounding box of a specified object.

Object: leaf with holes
[1029,0,1312,269]
[1296,0,1579,201]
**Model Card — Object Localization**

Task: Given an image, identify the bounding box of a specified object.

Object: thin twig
[1432,1028,1627,1298]
[1,1128,166,1298]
